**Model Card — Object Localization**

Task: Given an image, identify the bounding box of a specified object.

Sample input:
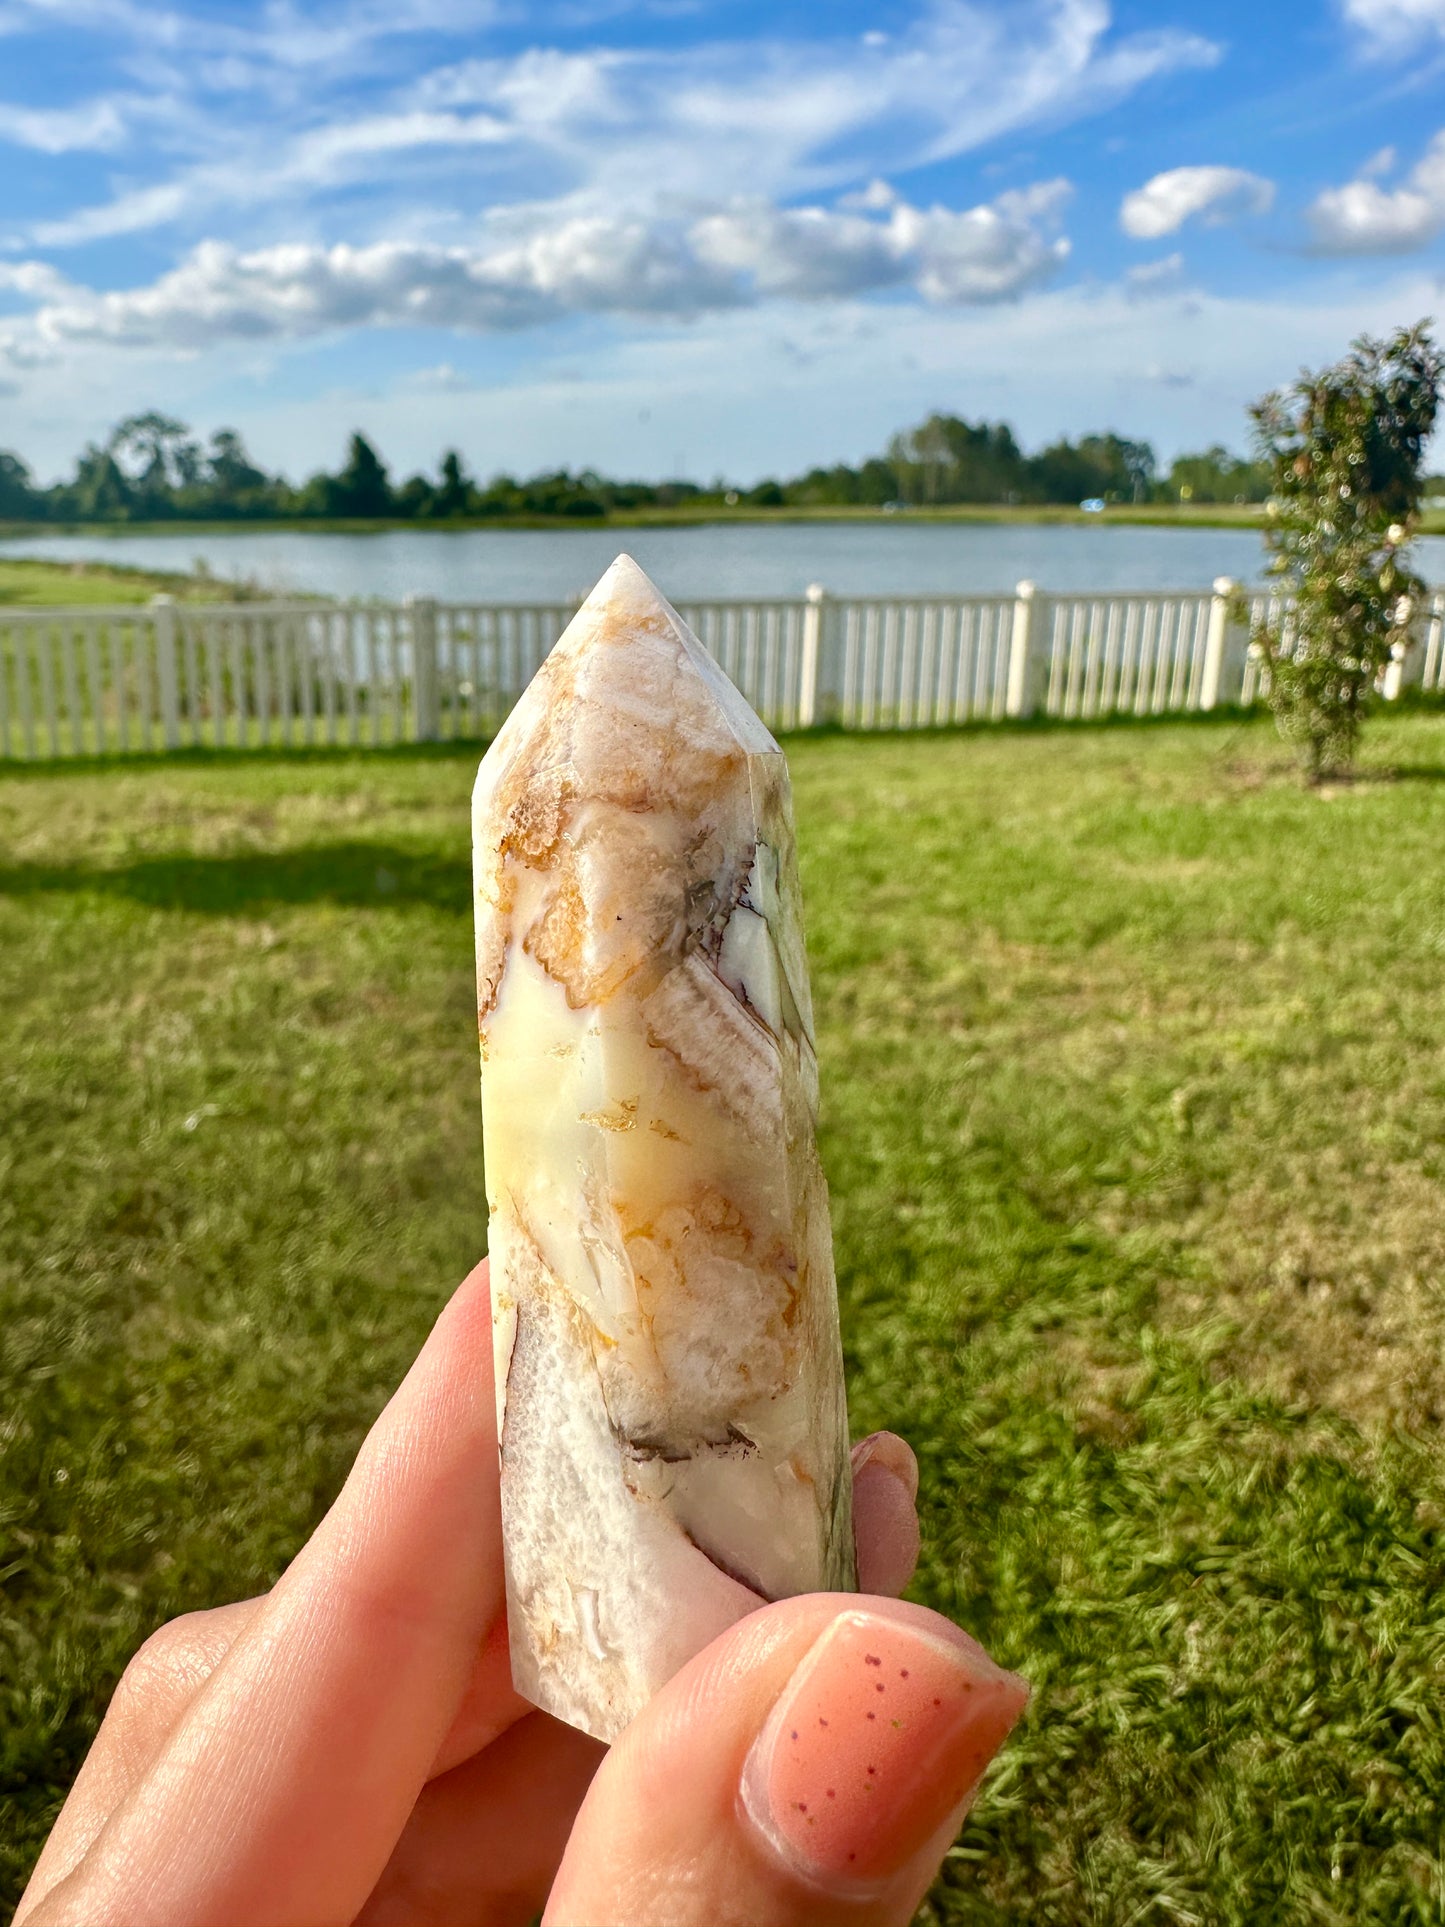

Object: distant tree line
[0,407,1301,525]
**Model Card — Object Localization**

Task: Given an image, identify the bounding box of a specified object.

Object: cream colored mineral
[473,554,855,1744]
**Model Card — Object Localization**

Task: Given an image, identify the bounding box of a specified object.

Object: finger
[425,1609,531,1778]
[544,1595,1027,1927]
[850,1434,920,1597]
[36,1258,511,1927]
[357,1713,605,1927]
[23,1583,521,1924]
[16,1601,261,1924]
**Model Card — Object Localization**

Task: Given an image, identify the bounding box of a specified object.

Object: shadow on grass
[1355,764,1445,784]
[0,840,470,915]
[0,736,490,782]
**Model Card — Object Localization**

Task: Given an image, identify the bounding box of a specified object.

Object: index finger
[35,1259,507,1927]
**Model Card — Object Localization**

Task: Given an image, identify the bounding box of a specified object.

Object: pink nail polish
[741,1610,1026,1895]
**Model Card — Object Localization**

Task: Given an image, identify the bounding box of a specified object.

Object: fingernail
[851,1432,919,1501]
[851,1458,921,1598]
[740,1610,1026,1896]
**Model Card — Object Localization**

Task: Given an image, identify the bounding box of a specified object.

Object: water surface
[4,522,1443,603]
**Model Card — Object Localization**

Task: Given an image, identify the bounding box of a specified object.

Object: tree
[1110,435,1157,503]
[1029,432,1155,504]
[1167,444,1269,504]
[68,444,133,521]
[855,457,898,505]
[0,450,38,519]
[395,473,436,518]
[108,412,201,514]
[887,415,1024,504]
[1250,320,1442,779]
[203,428,273,513]
[432,449,474,518]
[328,433,394,517]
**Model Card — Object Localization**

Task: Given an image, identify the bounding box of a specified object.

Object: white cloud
[27,109,513,246]
[0,0,502,69]
[402,361,474,392]
[694,182,1070,303]
[0,258,74,300]
[1341,0,1445,51]
[29,238,563,343]
[0,325,57,367]
[4,183,1072,352]
[0,97,129,152]
[1119,165,1274,239]
[28,183,191,248]
[994,178,1075,223]
[839,179,903,213]
[432,5,1216,200]
[1308,129,1445,250]
[6,263,1442,487]
[1124,251,1185,297]
[21,2,1216,249]
[1143,363,1194,388]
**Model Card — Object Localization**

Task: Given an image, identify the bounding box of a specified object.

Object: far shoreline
[0,501,1287,537]
[7,502,1443,539]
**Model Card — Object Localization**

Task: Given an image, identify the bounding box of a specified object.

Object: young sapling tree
[1250,322,1442,779]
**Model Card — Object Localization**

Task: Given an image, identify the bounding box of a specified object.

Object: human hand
[18,1261,1026,1927]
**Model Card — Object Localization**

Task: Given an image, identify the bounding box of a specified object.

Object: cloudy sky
[0,0,1443,484]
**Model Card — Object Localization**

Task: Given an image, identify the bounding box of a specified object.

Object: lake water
[4,522,1445,603]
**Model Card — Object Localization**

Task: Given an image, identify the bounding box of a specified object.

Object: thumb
[543,1595,1027,1927]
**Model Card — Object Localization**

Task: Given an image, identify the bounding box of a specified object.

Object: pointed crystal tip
[579,551,681,633]
[589,552,651,598]
[554,553,777,758]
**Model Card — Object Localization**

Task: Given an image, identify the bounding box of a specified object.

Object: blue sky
[0,0,1443,483]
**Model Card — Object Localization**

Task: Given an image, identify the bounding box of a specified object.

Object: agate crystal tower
[472,555,855,1744]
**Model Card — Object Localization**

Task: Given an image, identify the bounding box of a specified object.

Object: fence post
[1006,580,1047,718]
[151,595,180,749]
[1199,576,1245,709]
[408,595,440,742]
[1381,596,1423,701]
[798,583,827,727]
[1425,590,1445,693]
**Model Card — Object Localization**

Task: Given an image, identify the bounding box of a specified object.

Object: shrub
[1250,321,1442,779]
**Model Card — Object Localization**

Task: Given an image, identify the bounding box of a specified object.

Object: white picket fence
[2,578,1442,761]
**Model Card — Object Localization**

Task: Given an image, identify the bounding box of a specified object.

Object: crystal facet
[473,554,855,1743]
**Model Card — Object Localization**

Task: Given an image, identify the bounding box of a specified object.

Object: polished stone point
[473,554,855,1743]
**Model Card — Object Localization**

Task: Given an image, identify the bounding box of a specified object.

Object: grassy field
[0,557,232,607]
[3,714,1444,1921]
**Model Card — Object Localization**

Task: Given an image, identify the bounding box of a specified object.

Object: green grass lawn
[3,714,1445,1922]
[0,558,234,607]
